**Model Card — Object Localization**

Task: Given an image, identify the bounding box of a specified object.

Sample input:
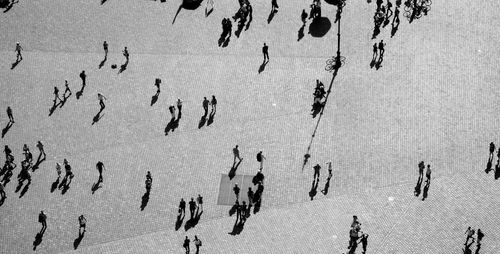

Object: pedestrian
[348,227,359,250]
[80,70,86,87]
[235,200,241,222]
[103,41,108,56]
[56,162,62,178]
[351,215,361,231]
[6,106,14,123]
[360,233,369,254]
[15,42,23,61]
[465,227,475,243]
[211,95,217,113]
[378,40,385,57]
[418,161,425,178]
[425,164,431,182]
[23,144,32,163]
[4,145,12,161]
[39,211,47,234]
[96,161,105,182]
[36,141,45,160]
[155,78,161,92]
[189,197,197,218]
[313,163,321,180]
[0,182,5,200]
[240,201,247,221]
[145,171,152,191]
[372,43,378,60]
[183,236,190,254]
[202,97,209,116]
[78,214,87,236]
[177,98,183,115]
[169,105,176,120]
[123,47,129,61]
[97,93,107,111]
[326,161,332,178]
[194,235,202,254]
[256,151,266,171]
[271,0,279,12]
[233,145,243,164]
[262,43,269,62]
[477,228,484,242]
[63,80,72,102]
[301,9,308,24]
[247,187,254,207]
[233,183,240,200]
[179,198,186,217]
[63,158,74,184]
[53,86,62,104]
[197,194,203,211]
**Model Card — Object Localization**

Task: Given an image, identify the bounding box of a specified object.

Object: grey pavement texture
[1,0,500,253]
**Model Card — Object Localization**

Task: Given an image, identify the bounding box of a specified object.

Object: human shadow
[372,24,381,40]
[495,164,500,180]
[3,0,19,13]
[0,196,5,207]
[309,178,319,200]
[118,60,128,74]
[413,175,423,197]
[228,159,243,180]
[98,56,107,69]
[297,24,305,41]
[175,213,185,231]
[391,19,400,38]
[31,155,46,172]
[151,91,160,106]
[140,189,150,211]
[463,238,474,254]
[421,180,430,201]
[32,232,44,251]
[253,198,261,214]
[308,17,331,38]
[375,55,384,70]
[59,174,73,195]
[184,209,203,231]
[73,231,84,249]
[234,19,246,38]
[19,180,31,198]
[207,110,215,126]
[228,220,245,235]
[311,101,324,118]
[172,0,203,24]
[198,114,207,129]
[1,121,13,138]
[165,116,180,135]
[50,177,60,193]
[10,59,21,70]
[267,9,277,24]
[91,111,104,125]
[258,60,268,74]
[91,179,102,194]
[76,86,85,100]
[475,229,484,254]
[321,175,331,195]
[101,0,108,4]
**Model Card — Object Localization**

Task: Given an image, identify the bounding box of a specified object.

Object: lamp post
[324,0,346,72]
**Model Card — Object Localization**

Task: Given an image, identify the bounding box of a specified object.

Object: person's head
[204,97,207,100]
[242,201,246,205]
[64,158,68,164]
[249,187,252,191]
[185,236,188,239]
[181,198,184,201]
[235,183,238,187]
[236,145,238,148]
[16,42,19,45]
[191,197,194,201]
[427,164,430,169]
[353,215,358,220]
[264,43,266,46]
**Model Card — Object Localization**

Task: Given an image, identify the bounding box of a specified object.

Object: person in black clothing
[6,106,14,123]
[63,158,74,186]
[123,47,129,62]
[62,80,72,105]
[39,211,47,234]
[262,43,269,62]
[313,164,321,180]
[233,183,240,200]
[78,215,87,236]
[0,182,6,200]
[103,41,108,56]
[179,198,186,217]
[211,95,217,113]
[271,0,279,12]
[183,236,190,254]
[53,86,62,105]
[247,187,254,207]
[202,97,209,116]
[240,201,247,222]
[145,171,152,192]
[301,9,308,24]
[96,161,105,183]
[359,233,368,254]
[197,194,203,212]
[189,197,197,219]
[378,40,386,58]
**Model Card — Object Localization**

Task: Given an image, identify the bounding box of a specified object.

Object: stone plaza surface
[1,0,500,253]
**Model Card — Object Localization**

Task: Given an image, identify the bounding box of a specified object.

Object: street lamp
[324,0,346,72]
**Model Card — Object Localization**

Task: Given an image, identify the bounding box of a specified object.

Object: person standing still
[262,43,269,62]
[233,145,243,164]
[425,164,431,182]
[211,95,217,113]
[183,236,190,254]
[202,97,209,116]
[103,41,108,57]
[78,215,87,236]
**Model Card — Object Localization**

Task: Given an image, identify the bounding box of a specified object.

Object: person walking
[465,227,475,244]
[179,198,186,217]
[53,86,62,105]
[183,236,190,254]
[211,95,217,113]
[313,163,321,180]
[256,151,266,171]
[271,0,279,12]
[197,194,203,212]
[6,106,14,123]
[240,201,247,222]
[63,158,74,185]
[78,214,87,236]
[56,162,62,179]
[39,211,47,234]
[193,235,202,254]
[145,171,152,191]
[15,42,23,61]
[96,161,105,183]
[301,9,308,24]
[360,233,369,254]
[123,47,129,62]
[326,161,332,178]
[247,187,254,207]
[36,141,46,161]
[169,106,176,120]
[80,70,86,87]
[233,183,240,200]
[378,40,386,58]
[202,97,209,116]
[233,145,243,164]
[177,98,183,116]
[262,43,269,62]
[97,93,107,111]
[189,197,197,219]
[103,41,108,56]
[418,161,425,178]
[62,80,72,103]
[425,164,431,182]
